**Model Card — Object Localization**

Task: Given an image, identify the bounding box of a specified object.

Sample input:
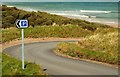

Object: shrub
[2,5,110,30]
[56,42,118,64]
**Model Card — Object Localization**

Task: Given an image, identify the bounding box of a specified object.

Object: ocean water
[3,2,119,26]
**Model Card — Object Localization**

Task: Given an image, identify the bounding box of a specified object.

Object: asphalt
[3,41,118,75]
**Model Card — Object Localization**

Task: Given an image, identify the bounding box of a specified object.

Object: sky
[1,0,120,2]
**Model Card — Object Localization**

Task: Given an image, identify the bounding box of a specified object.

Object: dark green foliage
[2,5,110,31]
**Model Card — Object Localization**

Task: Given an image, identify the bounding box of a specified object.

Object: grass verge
[56,28,119,65]
[2,53,47,76]
[2,25,92,43]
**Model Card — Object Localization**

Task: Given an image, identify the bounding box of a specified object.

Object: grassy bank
[2,25,92,43]
[2,53,46,76]
[56,28,119,64]
[2,25,93,76]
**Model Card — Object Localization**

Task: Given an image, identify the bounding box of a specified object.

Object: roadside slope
[3,41,118,75]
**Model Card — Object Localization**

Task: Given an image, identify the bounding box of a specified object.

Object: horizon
[2,2,119,3]
[1,0,120,2]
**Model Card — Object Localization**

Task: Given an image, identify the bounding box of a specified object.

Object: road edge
[53,48,118,68]
[1,37,118,68]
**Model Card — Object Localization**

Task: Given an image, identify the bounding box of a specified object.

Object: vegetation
[78,28,118,55]
[2,25,92,43]
[56,28,119,64]
[2,5,119,66]
[2,53,47,76]
[2,5,110,31]
[2,28,21,42]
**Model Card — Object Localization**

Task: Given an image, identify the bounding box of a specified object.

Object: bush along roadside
[55,28,119,65]
[56,42,118,65]
[2,25,92,43]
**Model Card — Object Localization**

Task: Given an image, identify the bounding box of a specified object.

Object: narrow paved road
[3,41,118,75]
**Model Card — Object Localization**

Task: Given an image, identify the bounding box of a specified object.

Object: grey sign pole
[21,29,24,69]
[16,19,28,70]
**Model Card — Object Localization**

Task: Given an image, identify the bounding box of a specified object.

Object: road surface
[3,41,118,75]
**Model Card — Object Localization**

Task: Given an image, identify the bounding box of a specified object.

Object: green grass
[0,53,1,76]
[56,42,118,64]
[56,28,119,64]
[79,28,118,55]
[2,25,92,42]
[2,53,47,76]
[2,28,21,42]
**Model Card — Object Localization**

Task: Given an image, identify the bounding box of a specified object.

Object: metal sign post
[16,19,28,70]
[21,29,24,69]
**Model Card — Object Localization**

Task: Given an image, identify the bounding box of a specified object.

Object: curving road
[3,41,118,75]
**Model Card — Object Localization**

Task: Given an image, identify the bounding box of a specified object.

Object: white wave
[80,10,111,13]
[17,7,38,12]
[7,5,14,7]
[90,16,96,18]
[68,14,89,18]
[50,13,90,18]
[50,13,68,16]
[23,8,37,12]
[6,5,37,12]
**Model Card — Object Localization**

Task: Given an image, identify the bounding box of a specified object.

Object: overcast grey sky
[1,0,120,2]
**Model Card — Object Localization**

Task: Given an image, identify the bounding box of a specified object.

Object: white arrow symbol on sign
[16,20,20,28]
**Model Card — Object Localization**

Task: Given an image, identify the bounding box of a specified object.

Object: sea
[2,2,119,26]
